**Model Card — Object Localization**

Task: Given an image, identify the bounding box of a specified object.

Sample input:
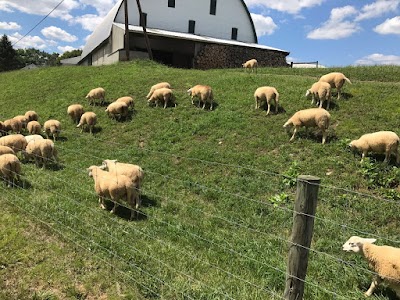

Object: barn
[77,0,289,69]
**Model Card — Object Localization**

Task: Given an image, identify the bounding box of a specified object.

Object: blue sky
[0,0,399,66]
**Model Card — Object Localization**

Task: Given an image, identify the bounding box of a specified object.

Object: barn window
[210,0,217,15]
[140,12,147,27]
[168,0,175,8]
[231,28,238,40]
[188,20,195,34]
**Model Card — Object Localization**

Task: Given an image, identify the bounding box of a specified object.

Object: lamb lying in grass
[343,236,400,297]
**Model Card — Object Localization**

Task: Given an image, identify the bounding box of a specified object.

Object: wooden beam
[124,0,130,61]
[135,0,153,60]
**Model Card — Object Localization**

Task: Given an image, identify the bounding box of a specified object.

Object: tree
[16,48,60,67]
[0,34,22,72]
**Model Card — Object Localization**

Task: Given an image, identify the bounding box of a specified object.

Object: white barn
[77,0,289,68]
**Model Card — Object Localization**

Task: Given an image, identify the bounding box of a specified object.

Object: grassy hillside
[1,61,400,300]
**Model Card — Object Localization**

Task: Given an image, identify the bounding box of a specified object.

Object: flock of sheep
[1,60,399,298]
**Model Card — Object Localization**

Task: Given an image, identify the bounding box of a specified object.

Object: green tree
[16,48,60,67]
[0,34,22,72]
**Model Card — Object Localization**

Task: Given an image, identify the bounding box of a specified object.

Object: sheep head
[87,165,99,177]
[342,236,377,253]
[305,90,311,98]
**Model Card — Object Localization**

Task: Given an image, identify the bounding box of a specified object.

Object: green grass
[1,60,400,299]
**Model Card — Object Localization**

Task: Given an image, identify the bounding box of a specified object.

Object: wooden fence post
[283,175,320,300]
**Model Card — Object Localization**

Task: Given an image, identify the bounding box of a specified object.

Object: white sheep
[349,131,400,164]
[242,58,258,73]
[148,87,176,109]
[105,101,129,119]
[0,134,28,155]
[318,72,351,100]
[3,118,22,134]
[26,121,41,135]
[43,119,61,141]
[0,145,15,156]
[100,159,144,206]
[67,104,85,124]
[13,115,28,129]
[77,112,97,134]
[24,134,44,145]
[187,85,214,110]
[116,96,134,109]
[342,236,400,297]
[146,82,171,99]
[87,165,139,220]
[283,108,331,144]
[305,81,332,109]
[85,87,105,105]
[25,139,58,168]
[0,153,21,187]
[24,110,38,122]
[254,86,279,115]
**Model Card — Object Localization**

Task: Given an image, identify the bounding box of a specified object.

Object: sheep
[283,108,331,144]
[13,115,28,129]
[67,104,85,124]
[77,112,97,134]
[342,236,400,297]
[24,134,44,145]
[187,85,214,110]
[0,153,21,187]
[85,87,105,105]
[0,134,27,155]
[24,110,38,122]
[116,96,134,109]
[43,119,61,141]
[0,145,15,156]
[242,58,258,73]
[26,120,42,135]
[318,72,351,100]
[0,121,4,134]
[87,165,140,220]
[3,118,22,134]
[25,139,58,168]
[100,159,144,206]
[254,86,279,115]
[148,87,176,109]
[146,82,171,99]
[305,81,332,109]
[349,131,400,164]
[105,101,129,119]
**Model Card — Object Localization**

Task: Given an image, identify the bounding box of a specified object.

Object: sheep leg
[191,95,195,105]
[365,276,382,297]
[111,201,119,214]
[322,130,327,144]
[361,152,367,163]
[266,102,271,116]
[99,197,106,210]
[210,100,213,110]
[289,127,298,142]
[202,99,206,110]
[274,99,278,113]
[255,97,259,109]
[326,98,330,110]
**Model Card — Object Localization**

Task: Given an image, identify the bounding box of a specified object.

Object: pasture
[1,60,400,299]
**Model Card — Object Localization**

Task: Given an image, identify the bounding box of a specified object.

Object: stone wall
[194,43,289,70]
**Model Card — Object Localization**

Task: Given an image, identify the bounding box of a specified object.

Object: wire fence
[1,132,400,299]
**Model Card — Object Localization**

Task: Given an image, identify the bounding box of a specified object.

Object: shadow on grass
[286,130,338,144]
[191,100,218,111]
[55,136,68,142]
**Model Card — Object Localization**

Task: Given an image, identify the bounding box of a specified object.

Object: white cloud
[374,16,400,34]
[8,32,47,49]
[307,6,360,39]
[0,21,21,30]
[250,13,278,36]
[41,26,78,42]
[355,0,400,21]
[355,53,400,65]
[57,45,79,53]
[79,0,119,17]
[72,14,104,32]
[244,0,325,14]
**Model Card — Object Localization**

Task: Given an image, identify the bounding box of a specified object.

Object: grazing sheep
[24,134,44,145]
[0,145,15,156]
[43,119,61,141]
[146,82,171,99]
[0,134,27,155]
[342,236,400,297]
[85,87,105,105]
[24,110,38,122]
[187,85,214,110]
[25,139,58,168]
[318,72,351,100]
[105,101,129,119]
[116,96,134,109]
[77,112,97,134]
[148,87,176,109]
[0,153,21,187]
[67,104,84,124]
[3,118,22,134]
[306,81,332,109]
[100,159,144,206]
[349,131,400,164]
[26,121,41,135]
[283,108,331,144]
[13,115,28,129]
[242,58,258,73]
[87,165,139,220]
[254,86,279,115]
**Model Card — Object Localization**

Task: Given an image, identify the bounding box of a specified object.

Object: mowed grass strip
[1,60,400,299]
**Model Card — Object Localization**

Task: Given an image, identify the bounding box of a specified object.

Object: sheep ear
[364,238,376,244]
